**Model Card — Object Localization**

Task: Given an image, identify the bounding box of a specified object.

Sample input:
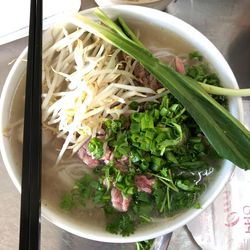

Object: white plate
[0,0,81,45]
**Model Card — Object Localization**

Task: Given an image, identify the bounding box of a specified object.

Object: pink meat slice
[111,187,131,212]
[175,56,186,74]
[133,63,162,91]
[101,146,112,163]
[135,175,155,194]
[96,128,106,140]
[114,155,129,172]
[117,155,129,165]
[78,143,100,168]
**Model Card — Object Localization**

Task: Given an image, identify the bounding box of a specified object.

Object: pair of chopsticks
[19,0,43,249]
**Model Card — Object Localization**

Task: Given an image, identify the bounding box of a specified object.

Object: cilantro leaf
[189,51,203,61]
[106,213,135,236]
[88,137,104,159]
[60,193,75,210]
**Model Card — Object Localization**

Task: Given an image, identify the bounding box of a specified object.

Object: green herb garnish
[73,9,250,170]
[88,137,104,159]
[61,92,214,235]
[60,9,250,237]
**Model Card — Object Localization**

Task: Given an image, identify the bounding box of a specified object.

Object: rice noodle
[55,160,93,187]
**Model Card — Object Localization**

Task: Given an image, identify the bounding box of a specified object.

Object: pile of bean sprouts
[41,25,167,164]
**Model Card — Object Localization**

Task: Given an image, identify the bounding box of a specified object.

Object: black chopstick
[19,0,43,249]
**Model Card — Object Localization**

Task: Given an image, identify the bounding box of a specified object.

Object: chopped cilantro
[106,213,135,236]
[60,193,75,210]
[88,137,104,159]
[113,132,130,158]
[189,51,203,61]
[129,101,139,110]
[104,119,123,133]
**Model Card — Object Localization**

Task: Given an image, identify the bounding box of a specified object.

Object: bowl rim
[0,5,241,243]
[95,0,170,5]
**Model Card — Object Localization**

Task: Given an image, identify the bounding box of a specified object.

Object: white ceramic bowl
[95,0,173,10]
[0,5,242,243]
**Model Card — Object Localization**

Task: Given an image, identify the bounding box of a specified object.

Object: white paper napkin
[187,100,250,250]
[0,0,81,45]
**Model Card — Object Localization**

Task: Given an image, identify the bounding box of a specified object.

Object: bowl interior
[0,5,240,243]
